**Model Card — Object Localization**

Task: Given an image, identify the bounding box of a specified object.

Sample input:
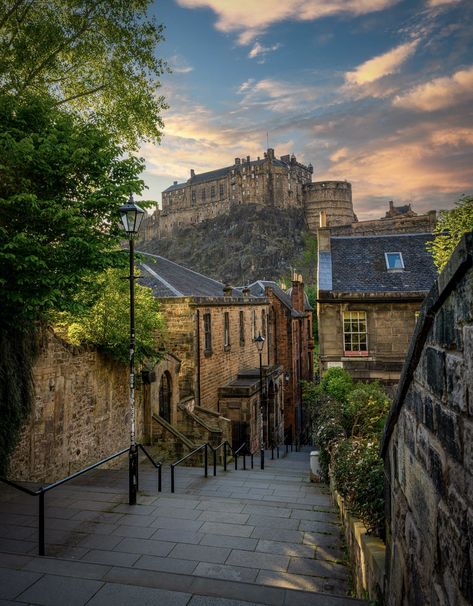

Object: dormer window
[385,252,404,270]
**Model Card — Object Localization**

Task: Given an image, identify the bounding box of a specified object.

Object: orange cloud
[393,66,473,111]
[176,0,401,44]
[345,40,419,85]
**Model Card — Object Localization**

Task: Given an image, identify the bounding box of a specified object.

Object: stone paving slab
[0,448,369,605]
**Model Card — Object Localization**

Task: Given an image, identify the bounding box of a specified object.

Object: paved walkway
[0,448,367,605]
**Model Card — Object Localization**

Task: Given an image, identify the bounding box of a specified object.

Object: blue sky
[141,0,473,219]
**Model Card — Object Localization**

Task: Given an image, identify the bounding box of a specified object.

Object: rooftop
[321,232,437,293]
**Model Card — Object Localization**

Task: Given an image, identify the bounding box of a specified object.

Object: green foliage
[332,438,385,537]
[55,269,165,364]
[427,195,473,271]
[320,367,353,403]
[0,0,167,148]
[0,93,150,330]
[0,327,37,476]
[302,371,389,537]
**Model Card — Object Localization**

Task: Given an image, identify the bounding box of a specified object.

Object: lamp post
[119,194,145,505]
[255,333,265,470]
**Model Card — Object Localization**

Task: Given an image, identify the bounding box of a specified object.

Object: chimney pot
[190,169,195,178]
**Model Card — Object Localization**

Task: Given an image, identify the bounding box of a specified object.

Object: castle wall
[304,181,356,231]
[329,211,437,237]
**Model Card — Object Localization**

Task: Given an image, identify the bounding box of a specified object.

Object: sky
[141,0,473,220]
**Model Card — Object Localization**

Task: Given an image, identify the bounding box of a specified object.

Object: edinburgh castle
[140,148,437,243]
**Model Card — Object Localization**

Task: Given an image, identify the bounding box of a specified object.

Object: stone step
[0,552,369,606]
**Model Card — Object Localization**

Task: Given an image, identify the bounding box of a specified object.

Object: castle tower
[303,181,356,233]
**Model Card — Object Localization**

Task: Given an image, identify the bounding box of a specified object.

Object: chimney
[223,283,232,298]
[242,286,250,300]
[235,158,240,165]
[318,226,331,253]
[291,273,305,313]
[389,200,394,211]
[319,211,327,227]
[267,148,275,159]
[173,181,178,185]
[247,155,250,163]
[190,169,195,178]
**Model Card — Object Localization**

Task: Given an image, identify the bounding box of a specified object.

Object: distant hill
[139,203,310,285]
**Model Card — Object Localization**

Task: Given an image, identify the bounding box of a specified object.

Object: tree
[56,269,165,364]
[427,195,473,271]
[0,0,167,148]
[0,93,149,330]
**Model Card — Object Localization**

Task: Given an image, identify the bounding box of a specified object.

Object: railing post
[251,453,254,469]
[277,446,279,459]
[235,453,238,471]
[271,445,274,460]
[204,444,208,478]
[243,453,246,471]
[171,465,175,493]
[213,447,217,477]
[261,448,264,470]
[38,489,45,556]
[223,442,227,471]
[158,465,162,493]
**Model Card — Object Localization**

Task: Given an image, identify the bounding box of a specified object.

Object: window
[219,183,224,197]
[224,312,230,347]
[211,186,215,198]
[252,310,256,340]
[191,191,196,204]
[343,311,368,355]
[261,309,266,338]
[204,313,212,352]
[385,252,404,270]
[201,189,206,201]
[239,310,245,344]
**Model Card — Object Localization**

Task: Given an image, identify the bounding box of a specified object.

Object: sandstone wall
[304,181,356,231]
[329,211,437,236]
[382,232,473,606]
[9,329,142,483]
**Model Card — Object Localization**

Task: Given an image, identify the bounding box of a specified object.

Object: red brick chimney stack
[291,271,305,313]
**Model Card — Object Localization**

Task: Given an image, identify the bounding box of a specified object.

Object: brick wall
[382,233,473,606]
[9,329,143,483]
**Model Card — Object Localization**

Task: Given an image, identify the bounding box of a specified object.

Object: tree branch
[54,83,107,105]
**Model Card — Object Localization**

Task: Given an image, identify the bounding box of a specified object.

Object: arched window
[159,372,172,423]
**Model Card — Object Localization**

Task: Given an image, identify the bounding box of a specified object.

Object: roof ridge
[138,251,226,289]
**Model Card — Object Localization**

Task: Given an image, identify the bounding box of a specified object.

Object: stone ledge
[332,488,386,603]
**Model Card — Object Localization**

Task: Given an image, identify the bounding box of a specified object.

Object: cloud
[345,40,419,85]
[427,0,461,6]
[237,78,320,113]
[393,65,473,110]
[330,147,349,162]
[248,42,282,61]
[175,0,401,44]
[168,54,194,74]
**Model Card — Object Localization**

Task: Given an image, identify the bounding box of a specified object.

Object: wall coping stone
[380,231,473,457]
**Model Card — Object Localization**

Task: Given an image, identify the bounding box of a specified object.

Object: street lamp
[255,332,265,470]
[119,194,145,505]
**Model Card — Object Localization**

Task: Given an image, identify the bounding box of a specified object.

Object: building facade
[317,229,437,386]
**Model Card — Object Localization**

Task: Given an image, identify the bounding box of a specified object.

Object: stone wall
[318,296,423,384]
[381,232,473,606]
[304,181,356,232]
[329,211,437,237]
[9,329,142,483]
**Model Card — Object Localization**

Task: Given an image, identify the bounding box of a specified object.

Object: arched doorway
[159,372,172,422]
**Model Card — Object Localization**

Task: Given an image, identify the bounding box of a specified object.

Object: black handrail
[0,444,163,556]
[170,443,208,493]
[234,442,253,471]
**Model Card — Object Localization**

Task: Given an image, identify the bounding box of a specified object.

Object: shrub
[320,367,353,403]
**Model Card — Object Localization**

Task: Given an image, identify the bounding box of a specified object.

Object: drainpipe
[196,309,201,406]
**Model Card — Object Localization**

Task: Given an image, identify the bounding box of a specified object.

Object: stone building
[139,253,285,451]
[317,229,437,386]
[381,232,473,606]
[244,275,314,444]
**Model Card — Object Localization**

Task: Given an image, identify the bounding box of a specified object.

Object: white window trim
[384,252,405,270]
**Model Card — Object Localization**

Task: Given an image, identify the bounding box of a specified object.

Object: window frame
[343,311,368,356]
[224,312,230,348]
[239,310,245,345]
[384,252,404,270]
[203,312,212,353]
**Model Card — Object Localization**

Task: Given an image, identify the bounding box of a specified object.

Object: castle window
[219,183,224,197]
[252,310,257,340]
[201,189,206,201]
[211,186,215,198]
[343,311,368,356]
[224,312,230,348]
[204,313,212,353]
[192,191,196,204]
[232,184,236,191]
[239,311,245,345]
[385,252,404,270]
[261,309,266,338]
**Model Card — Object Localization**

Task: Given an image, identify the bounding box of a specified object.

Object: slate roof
[326,233,436,293]
[243,281,306,317]
[163,158,290,193]
[138,252,242,298]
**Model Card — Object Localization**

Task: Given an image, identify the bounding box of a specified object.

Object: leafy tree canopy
[55,269,165,364]
[0,0,167,148]
[427,195,473,271]
[0,93,150,329]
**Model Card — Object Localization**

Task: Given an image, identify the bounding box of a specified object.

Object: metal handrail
[170,443,209,493]
[233,442,254,471]
[0,444,163,556]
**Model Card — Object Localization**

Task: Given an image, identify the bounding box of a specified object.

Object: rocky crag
[139,203,309,285]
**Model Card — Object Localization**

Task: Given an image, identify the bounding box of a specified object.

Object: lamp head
[119,194,145,237]
[255,332,265,353]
